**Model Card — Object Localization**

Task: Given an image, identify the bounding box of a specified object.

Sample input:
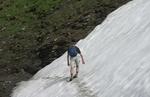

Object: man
[67,45,85,81]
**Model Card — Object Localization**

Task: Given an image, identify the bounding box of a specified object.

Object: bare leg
[75,64,79,78]
[70,65,73,81]
[74,59,79,78]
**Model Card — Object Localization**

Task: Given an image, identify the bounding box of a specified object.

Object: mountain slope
[12,0,150,97]
[0,0,131,97]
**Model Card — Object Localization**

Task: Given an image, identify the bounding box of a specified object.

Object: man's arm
[80,53,85,64]
[75,46,85,64]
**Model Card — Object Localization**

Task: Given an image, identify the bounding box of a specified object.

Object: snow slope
[12,0,150,97]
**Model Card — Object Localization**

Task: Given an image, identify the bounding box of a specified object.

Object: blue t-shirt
[68,46,81,57]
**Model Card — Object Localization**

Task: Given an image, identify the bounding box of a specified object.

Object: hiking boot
[73,75,78,78]
[69,78,73,81]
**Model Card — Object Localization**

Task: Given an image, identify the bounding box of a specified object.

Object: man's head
[69,42,76,47]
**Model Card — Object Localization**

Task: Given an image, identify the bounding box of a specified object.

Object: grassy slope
[0,0,62,72]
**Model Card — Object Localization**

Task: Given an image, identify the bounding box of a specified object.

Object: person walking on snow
[67,45,85,81]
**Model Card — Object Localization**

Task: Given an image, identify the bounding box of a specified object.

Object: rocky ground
[0,0,131,97]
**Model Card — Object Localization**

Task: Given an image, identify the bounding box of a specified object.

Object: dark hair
[68,42,76,47]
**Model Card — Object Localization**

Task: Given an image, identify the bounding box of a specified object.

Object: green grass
[0,0,62,37]
[0,0,63,67]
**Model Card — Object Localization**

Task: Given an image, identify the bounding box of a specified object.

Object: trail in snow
[42,76,97,97]
[73,78,97,97]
